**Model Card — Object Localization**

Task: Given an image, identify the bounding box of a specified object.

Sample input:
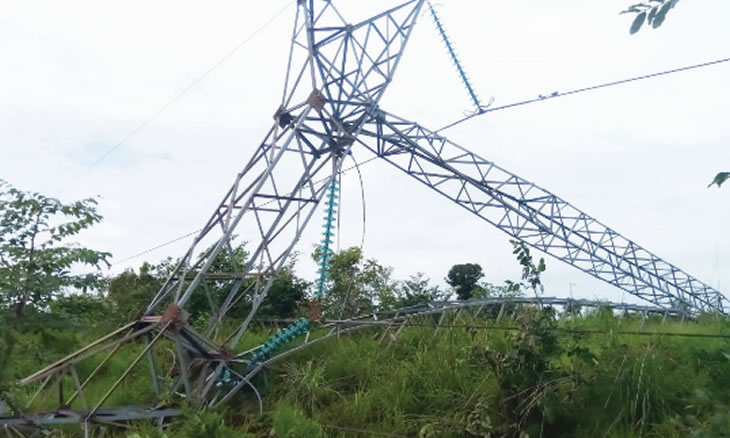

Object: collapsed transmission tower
[2,0,727,433]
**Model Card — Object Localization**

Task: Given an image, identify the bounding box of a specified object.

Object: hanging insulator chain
[248,175,340,366]
[427,1,485,112]
[314,176,340,300]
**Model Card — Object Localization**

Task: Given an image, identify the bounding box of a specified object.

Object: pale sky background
[1,0,728,304]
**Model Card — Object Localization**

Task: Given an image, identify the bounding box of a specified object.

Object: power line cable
[436,56,730,133]
[110,229,202,266]
[55,0,297,195]
[107,155,380,268]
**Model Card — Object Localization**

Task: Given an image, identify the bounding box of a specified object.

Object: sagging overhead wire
[55,0,297,195]
[436,56,730,133]
[110,229,202,267]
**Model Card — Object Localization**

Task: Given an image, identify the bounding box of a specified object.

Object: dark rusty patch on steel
[161,304,187,329]
[307,302,323,322]
[307,89,326,112]
[218,346,235,362]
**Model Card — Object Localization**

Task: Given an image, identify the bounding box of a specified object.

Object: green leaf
[647,6,658,23]
[537,258,546,273]
[708,172,730,188]
[630,11,647,34]
[652,3,672,28]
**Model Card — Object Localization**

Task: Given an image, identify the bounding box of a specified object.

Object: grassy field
[5,306,730,437]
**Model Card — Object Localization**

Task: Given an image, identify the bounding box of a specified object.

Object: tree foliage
[708,172,730,189]
[397,272,449,307]
[49,292,114,326]
[621,0,680,34]
[316,247,397,318]
[108,261,168,321]
[109,245,309,323]
[506,240,546,298]
[257,264,309,319]
[446,263,484,300]
[0,180,112,389]
[0,180,110,316]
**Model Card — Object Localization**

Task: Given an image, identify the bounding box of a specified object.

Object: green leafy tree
[0,180,110,389]
[473,280,522,299]
[621,0,680,34]
[446,263,484,300]
[257,264,309,319]
[316,247,396,318]
[49,292,114,326]
[108,261,169,321]
[188,244,248,322]
[396,272,449,307]
[109,246,309,323]
[0,180,110,316]
[507,239,546,298]
[186,244,308,321]
[110,244,250,324]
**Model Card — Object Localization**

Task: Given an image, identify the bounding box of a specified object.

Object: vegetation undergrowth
[19,308,725,438]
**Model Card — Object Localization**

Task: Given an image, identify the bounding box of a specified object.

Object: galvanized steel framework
[1,0,727,433]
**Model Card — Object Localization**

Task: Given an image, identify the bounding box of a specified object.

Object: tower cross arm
[356,109,729,314]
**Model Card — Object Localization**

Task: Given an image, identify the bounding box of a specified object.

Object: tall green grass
[7,307,730,437]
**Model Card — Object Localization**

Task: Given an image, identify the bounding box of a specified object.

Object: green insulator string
[248,317,310,364]
[427,1,483,112]
[314,176,340,300]
[247,175,340,366]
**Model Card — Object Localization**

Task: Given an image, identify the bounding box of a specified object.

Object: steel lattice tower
[1,0,727,432]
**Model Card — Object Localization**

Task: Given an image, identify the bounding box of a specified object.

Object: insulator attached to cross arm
[426,2,494,115]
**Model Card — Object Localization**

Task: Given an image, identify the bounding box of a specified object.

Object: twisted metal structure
[2,0,727,434]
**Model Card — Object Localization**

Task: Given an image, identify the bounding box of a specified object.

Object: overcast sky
[1,0,728,304]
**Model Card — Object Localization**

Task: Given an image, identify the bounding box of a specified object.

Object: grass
[5,307,730,437]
